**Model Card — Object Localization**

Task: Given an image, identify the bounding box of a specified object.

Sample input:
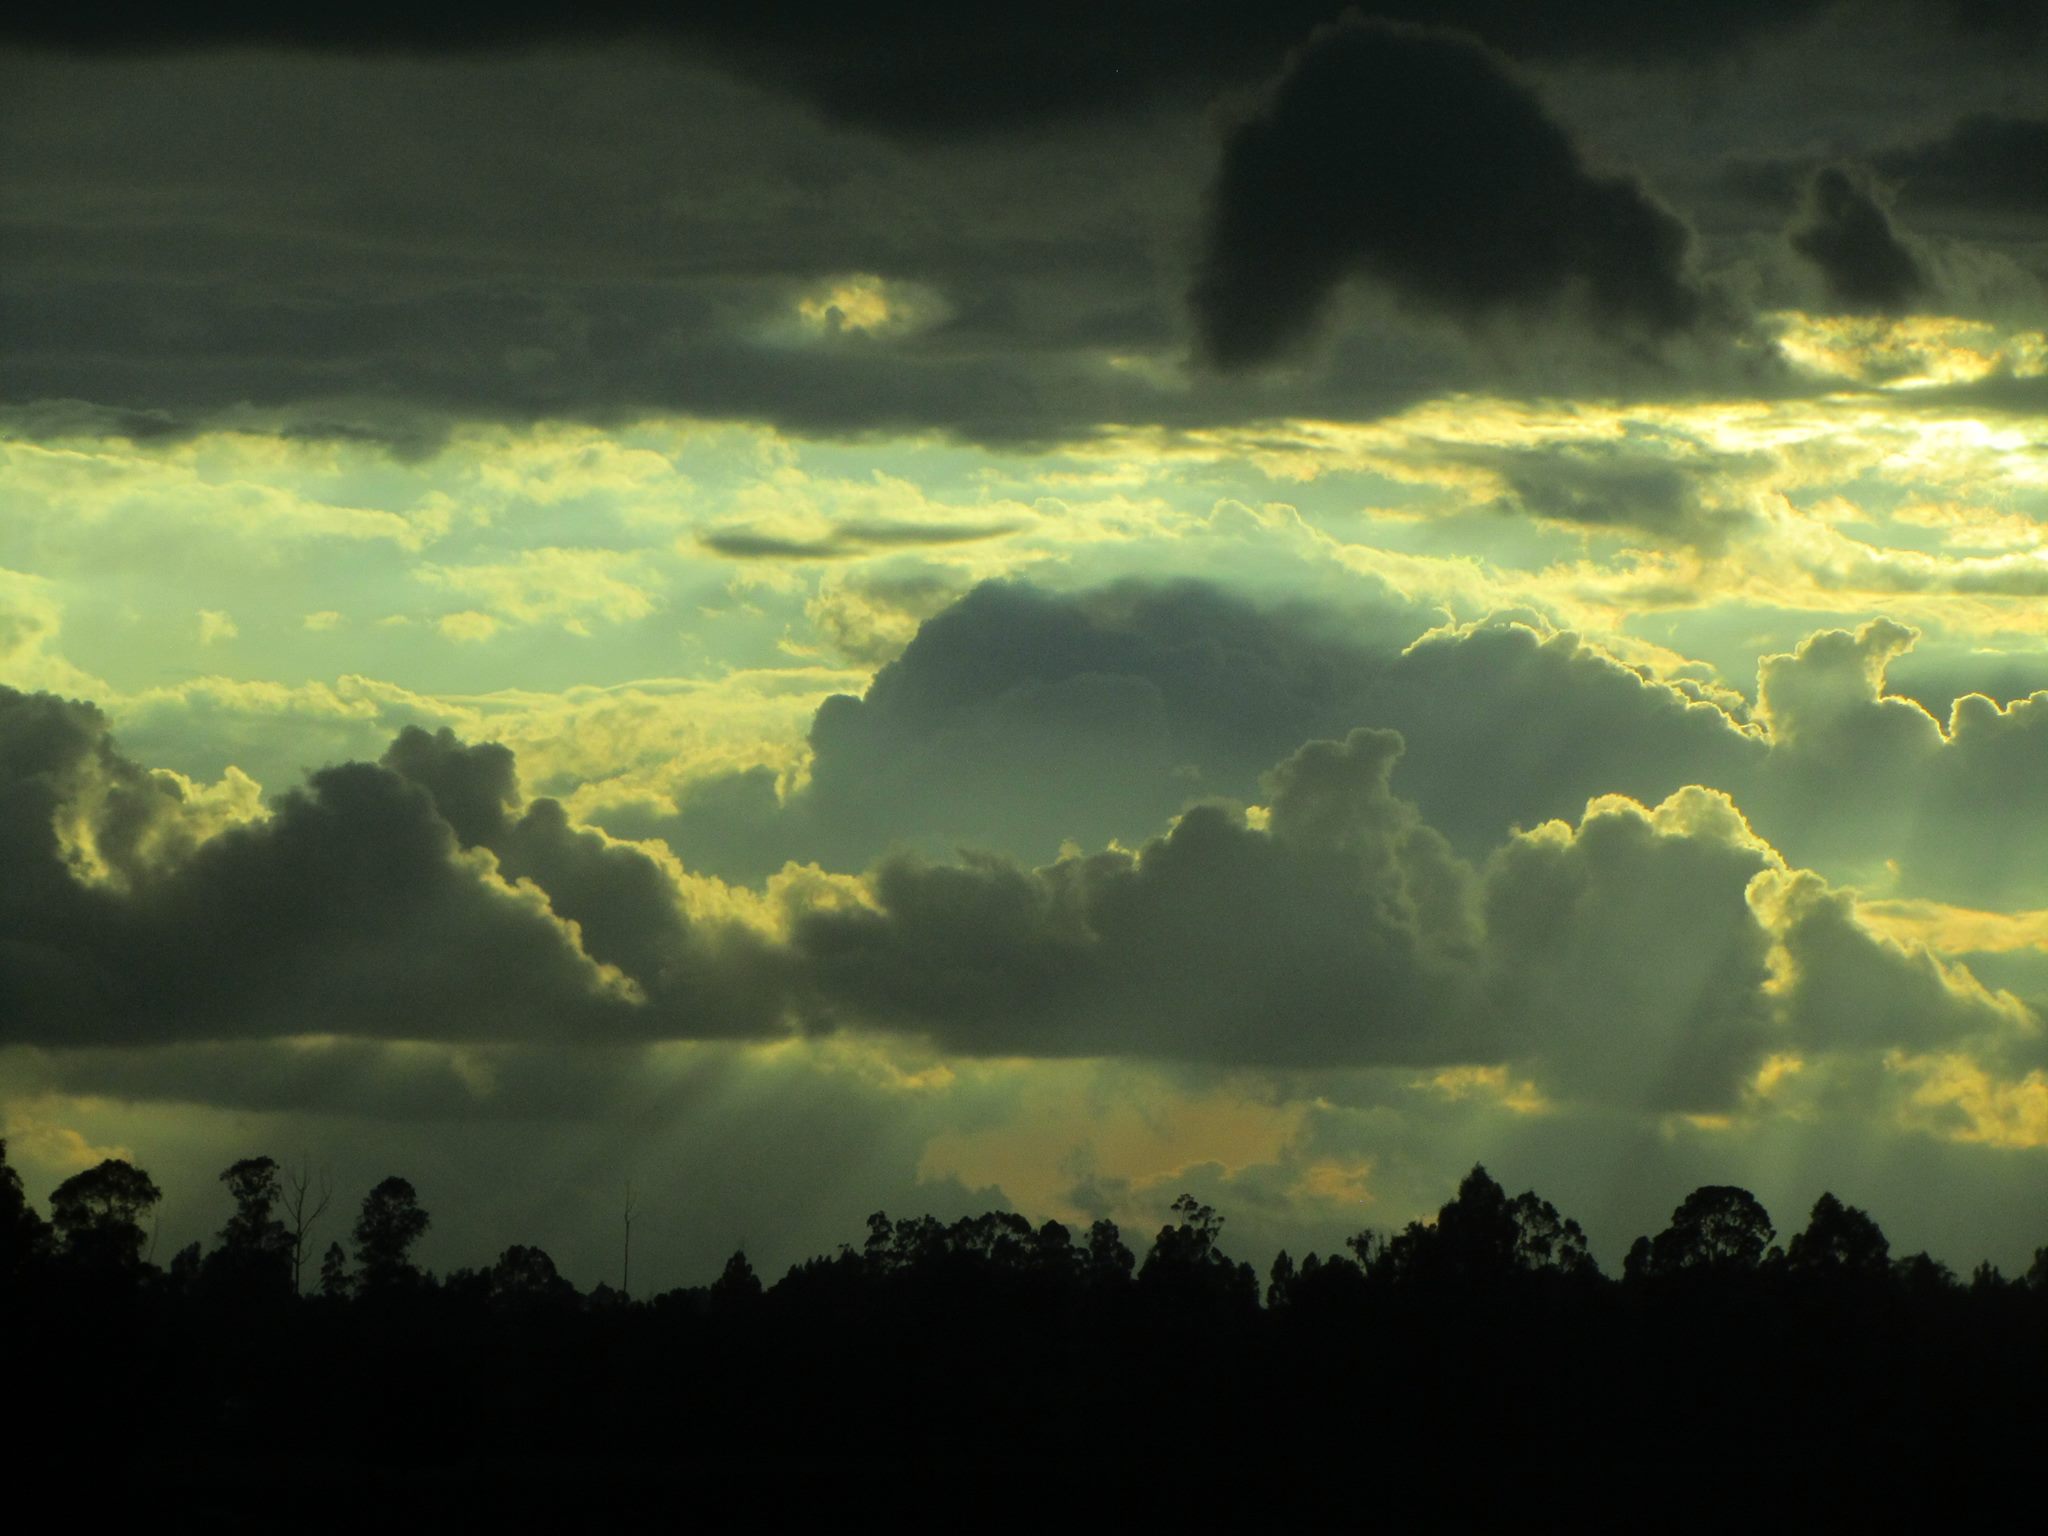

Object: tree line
[6,1143,2043,1521]
[8,1142,2043,1304]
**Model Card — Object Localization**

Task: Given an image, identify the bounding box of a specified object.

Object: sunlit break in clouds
[5,2,2048,1294]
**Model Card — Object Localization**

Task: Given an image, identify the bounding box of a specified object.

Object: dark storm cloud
[1722,111,2048,254]
[0,21,1888,447]
[1191,18,1702,368]
[0,273,1207,454]
[2,4,1838,134]
[1876,114,2048,218]
[1789,167,1927,313]
[0,47,1255,451]
[0,690,787,1048]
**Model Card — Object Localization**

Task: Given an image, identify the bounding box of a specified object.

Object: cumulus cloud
[1743,619,2048,903]
[8,590,2045,1117]
[0,690,787,1048]
[620,580,1426,881]
[782,718,2028,1108]
[582,578,2048,927]
[632,582,1769,882]
[793,727,1482,1066]
[1192,19,1700,367]
[379,725,786,1033]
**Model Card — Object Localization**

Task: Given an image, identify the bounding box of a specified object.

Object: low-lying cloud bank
[5,622,2037,1126]
[635,583,2048,914]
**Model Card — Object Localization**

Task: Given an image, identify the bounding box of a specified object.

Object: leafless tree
[621,1180,635,1299]
[280,1157,332,1295]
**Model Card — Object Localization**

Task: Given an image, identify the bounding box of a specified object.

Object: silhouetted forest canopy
[6,1141,2042,1521]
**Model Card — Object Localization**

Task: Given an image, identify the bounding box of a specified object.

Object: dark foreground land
[8,1157,2043,1526]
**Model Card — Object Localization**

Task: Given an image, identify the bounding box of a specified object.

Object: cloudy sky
[4,3,2046,1288]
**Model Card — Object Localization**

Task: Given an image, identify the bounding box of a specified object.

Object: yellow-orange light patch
[1889,1051,2048,1149]
[1420,1063,1552,1115]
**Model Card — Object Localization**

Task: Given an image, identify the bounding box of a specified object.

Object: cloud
[9,22,1996,449]
[789,727,1485,1067]
[379,725,786,1033]
[632,579,1435,882]
[798,569,972,667]
[1878,113,2048,217]
[0,6,1841,134]
[639,582,1768,882]
[1745,620,2048,904]
[1351,618,1762,852]
[784,722,2029,1109]
[1789,167,1928,314]
[698,519,1024,562]
[0,690,788,1048]
[414,547,661,635]
[1191,18,1701,368]
[576,577,2048,925]
[1478,441,1760,548]
[0,569,105,696]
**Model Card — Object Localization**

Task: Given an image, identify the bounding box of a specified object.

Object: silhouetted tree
[1028,1218,1080,1283]
[710,1249,763,1313]
[1283,1251,1368,1314]
[1139,1193,1258,1312]
[1345,1228,1384,1272]
[0,1139,48,1283]
[1891,1250,1957,1301]
[1785,1193,1889,1279]
[169,1239,203,1291]
[1085,1218,1134,1288]
[352,1177,429,1291]
[866,1211,947,1276]
[318,1239,352,1300]
[1373,1165,1599,1288]
[1507,1189,1599,1277]
[49,1157,161,1272]
[208,1155,293,1297]
[1626,1185,1776,1282]
[488,1244,576,1311]
[1268,1249,1297,1309]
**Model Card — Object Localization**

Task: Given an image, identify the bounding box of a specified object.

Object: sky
[3,2,2046,1290]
